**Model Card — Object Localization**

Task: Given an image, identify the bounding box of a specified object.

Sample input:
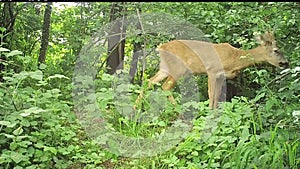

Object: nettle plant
[1,48,83,168]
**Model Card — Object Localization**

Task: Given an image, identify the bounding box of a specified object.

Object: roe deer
[135,31,289,109]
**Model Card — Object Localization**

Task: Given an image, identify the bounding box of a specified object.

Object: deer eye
[273,49,279,53]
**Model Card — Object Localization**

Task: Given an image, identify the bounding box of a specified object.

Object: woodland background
[0,2,299,169]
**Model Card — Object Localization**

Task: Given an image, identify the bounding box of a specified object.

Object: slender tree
[129,7,143,84]
[38,2,52,65]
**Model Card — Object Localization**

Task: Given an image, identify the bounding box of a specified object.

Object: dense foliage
[0,2,299,168]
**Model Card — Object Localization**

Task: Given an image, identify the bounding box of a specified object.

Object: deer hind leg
[162,75,177,105]
[208,72,226,109]
[134,71,168,108]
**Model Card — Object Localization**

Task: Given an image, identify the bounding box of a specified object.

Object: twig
[136,8,147,83]
[266,71,290,86]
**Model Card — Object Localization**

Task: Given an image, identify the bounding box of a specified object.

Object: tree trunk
[0,3,17,81]
[38,2,52,65]
[106,2,126,75]
[0,3,17,47]
[129,8,142,84]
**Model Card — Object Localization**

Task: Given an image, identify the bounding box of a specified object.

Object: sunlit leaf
[47,74,70,80]
[29,70,43,81]
[3,133,15,139]
[294,66,300,72]
[6,50,23,57]
[0,121,17,128]
[20,107,47,117]
[0,47,10,52]
[280,68,290,74]
[44,146,58,155]
[10,151,27,163]
[158,121,166,127]
[14,71,29,80]
[39,63,47,70]
[13,127,24,136]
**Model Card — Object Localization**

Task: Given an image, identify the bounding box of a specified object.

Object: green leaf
[252,92,265,103]
[39,63,47,70]
[191,151,199,156]
[28,70,43,81]
[10,151,27,163]
[67,145,75,152]
[294,66,300,72]
[158,121,166,127]
[16,135,30,140]
[6,50,23,57]
[292,110,300,118]
[3,133,15,139]
[18,141,32,148]
[222,116,231,124]
[0,121,17,128]
[58,147,68,155]
[47,74,70,80]
[0,27,6,32]
[14,71,29,80]
[265,98,277,111]
[10,142,18,150]
[240,127,249,142]
[44,146,57,155]
[0,47,10,52]
[280,68,290,74]
[20,107,47,117]
[26,166,37,169]
[34,142,44,148]
[102,73,113,81]
[2,76,14,82]
[13,127,24,136]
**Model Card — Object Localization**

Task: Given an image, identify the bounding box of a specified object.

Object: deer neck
[239,45,268,69]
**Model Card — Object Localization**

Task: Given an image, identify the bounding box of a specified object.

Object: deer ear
[257,31,275,46]
[256,34,266,45]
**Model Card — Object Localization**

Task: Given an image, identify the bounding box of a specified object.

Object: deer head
[257,31,289,69]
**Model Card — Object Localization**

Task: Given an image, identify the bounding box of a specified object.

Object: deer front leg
[208,72,226,109]
[134,71,168,109]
